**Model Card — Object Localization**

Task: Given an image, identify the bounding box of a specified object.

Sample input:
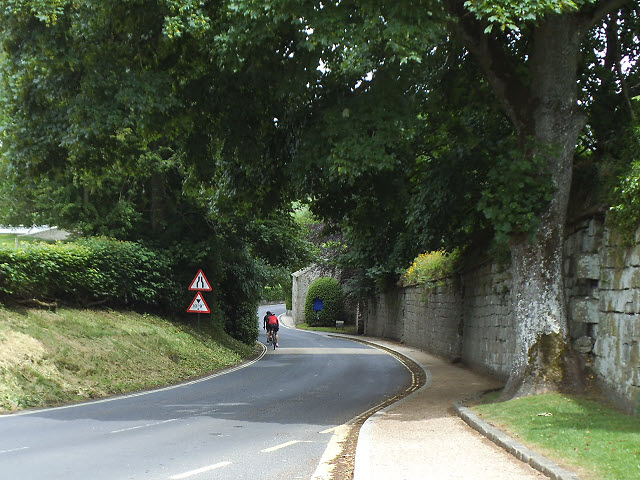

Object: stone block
[575,254,600,280]
[570,319,588,339]
[601,249,625,269]
[564,258,572,276]
[593,335,613,358]
[582,232,597,253]
[605,228,625,247]
[627,245,640,267]
[600,268,640,290]
[630,342,640,367]
[622,268,640,289]
[574,336,594,353]
[599,268,615,289]
[600,290,638,314]
[571,298,599,323]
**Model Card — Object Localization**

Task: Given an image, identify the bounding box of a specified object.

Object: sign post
[313,298,324,326]
[187,270,212,331]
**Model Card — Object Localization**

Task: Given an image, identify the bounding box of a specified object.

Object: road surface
[0,304,411,479]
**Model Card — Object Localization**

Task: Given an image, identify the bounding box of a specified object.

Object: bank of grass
[296,322,358,335]
[0,305,256,413]
[473,392,640,480]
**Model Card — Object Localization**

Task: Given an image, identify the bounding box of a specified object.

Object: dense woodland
[0,0,638,398]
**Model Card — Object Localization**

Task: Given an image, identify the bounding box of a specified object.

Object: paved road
[0,305,411,479]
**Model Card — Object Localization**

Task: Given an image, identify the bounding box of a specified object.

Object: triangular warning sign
[189,269,212,291]
[187,292,210,313]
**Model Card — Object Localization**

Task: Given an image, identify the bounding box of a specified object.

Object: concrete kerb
[453,398,582,480]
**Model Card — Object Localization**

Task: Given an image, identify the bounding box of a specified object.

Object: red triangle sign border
[187,292,211,313]
[189,269,212,291]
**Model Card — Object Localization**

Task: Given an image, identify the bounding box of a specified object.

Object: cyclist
[263,311,272,331]
[265,312,279,347]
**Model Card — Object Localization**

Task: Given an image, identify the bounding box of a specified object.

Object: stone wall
[363,282,463,360]
[291,267,321,325]
[291,266,338,325]
[460,263,514,380]
[362,289,404,342]
[361,218,640,414]
[565,217,640,413]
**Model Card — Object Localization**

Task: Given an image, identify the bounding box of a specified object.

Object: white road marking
[319,427,339,434]
[110,418,177,434]
[0,447,29,454]
[261,440,312,453]
[169,461,232,479]
[311,425,350,480]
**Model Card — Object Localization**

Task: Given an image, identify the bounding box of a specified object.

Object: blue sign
[313,298,324,312]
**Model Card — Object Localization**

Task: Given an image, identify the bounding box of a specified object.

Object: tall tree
[1,0,637,389]
[447,0,635,397]
[249,0,637,397]
[0,0,314,343]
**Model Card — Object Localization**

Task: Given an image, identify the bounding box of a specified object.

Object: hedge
[0,237,179,310]
[304,277,344,327]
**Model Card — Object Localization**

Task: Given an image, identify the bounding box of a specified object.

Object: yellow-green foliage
[401,249,460,286]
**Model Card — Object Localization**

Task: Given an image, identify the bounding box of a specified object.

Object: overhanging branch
[444,1,533,137]
[583,0,635,30]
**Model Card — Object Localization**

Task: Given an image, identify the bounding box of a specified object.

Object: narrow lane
[0,305,411,479]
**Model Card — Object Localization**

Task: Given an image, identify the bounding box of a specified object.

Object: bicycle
[266,328,277,349]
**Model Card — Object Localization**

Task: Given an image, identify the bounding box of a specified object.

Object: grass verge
[473,392,640,480]
[0,305,256,413]
[296,322,358,335]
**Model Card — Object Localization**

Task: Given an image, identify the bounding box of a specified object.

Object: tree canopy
[0,0,638,391]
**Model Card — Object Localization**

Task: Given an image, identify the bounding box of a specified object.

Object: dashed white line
[110,418,177,434]
[0,447,29,454]
[169,461,232,479]
[261,440,312,453]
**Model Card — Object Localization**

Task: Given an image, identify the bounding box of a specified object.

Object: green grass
[0,305,256,412]
[296,322,358,335]
[473,392,640,480]
[0,234,52,248]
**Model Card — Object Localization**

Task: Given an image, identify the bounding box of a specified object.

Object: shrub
[304,277,344,327]
[400,249,460,287]
[0,237,178,309]
[609,156,640,244]
[261,285,285,303]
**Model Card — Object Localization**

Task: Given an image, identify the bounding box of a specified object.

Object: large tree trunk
[452,8,595,398]
[503,17,587,398]
[449,0,630,398]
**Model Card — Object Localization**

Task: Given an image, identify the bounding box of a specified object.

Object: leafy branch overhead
[0,0,638,395]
